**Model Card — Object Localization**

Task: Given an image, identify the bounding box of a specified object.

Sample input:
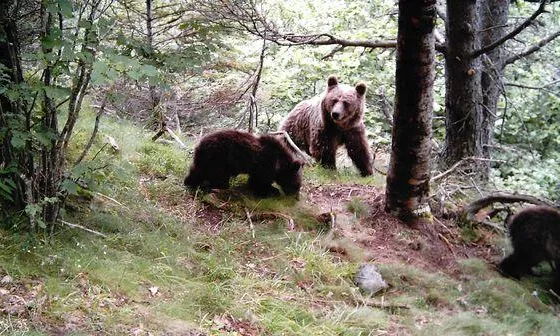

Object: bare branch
[505,29,560,65]
[244,207,256,238]
[432,157,505,182]
[463,192,559,222]
[60,219,108,238]
[190,0,446,53]
[472,0,548,58]
[75,85,115,165]
[267,131,313,163]
[505,79,560,89]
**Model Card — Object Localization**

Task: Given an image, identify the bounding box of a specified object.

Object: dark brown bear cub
[184,130,304,197]
[499,206,560,293]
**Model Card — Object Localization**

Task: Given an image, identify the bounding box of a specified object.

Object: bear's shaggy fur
[279,75,373,176]
[184,130,304,197]
[499,206,560,293]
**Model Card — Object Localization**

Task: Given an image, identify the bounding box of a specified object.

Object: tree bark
[441,0,484,172]
[385,0,435,225]
[478,0,509,172]
[0,0,26,209]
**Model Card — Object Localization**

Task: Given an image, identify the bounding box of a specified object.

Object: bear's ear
[327,75,339,89]
[355,82,367,96]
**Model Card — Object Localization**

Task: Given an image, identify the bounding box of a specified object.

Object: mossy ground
[1,110,559,335]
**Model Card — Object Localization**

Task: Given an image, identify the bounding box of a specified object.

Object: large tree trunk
[385,0,435,225]
[441,0,485,173]
[479,1,509,160]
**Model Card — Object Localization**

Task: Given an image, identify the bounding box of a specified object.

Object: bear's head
[321,75,367,128]
[260,135,305,197]
[275,157,305,197]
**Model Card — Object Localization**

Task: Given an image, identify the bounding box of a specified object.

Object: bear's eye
[332,98,339,104]
[343,101,349,109]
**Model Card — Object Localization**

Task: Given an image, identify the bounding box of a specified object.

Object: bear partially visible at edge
[279,75,373,177]
[499,205,560,294]
[184,129,304,197]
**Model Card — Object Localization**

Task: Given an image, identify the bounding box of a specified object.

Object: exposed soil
[301,182,502,278]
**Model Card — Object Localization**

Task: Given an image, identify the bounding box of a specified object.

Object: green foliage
[491,149,560,200]
[135,141,188,178]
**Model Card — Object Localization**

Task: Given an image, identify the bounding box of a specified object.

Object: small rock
[354,263,388,295]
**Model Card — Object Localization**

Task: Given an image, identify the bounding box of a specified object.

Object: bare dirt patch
[302,182,502,277]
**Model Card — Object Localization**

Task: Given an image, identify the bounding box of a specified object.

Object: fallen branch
[268,131,313,163]
[359,298,410,310]
[549,289,560,301]
[438,232,457,257]
[464,192,558,219]
[251,212,295,231]
[152,126,187,149]
[462,192,559,229]
[60,220,107,238]
[245,207,256,239]
[432,157,505,182]
[94,192,127,208]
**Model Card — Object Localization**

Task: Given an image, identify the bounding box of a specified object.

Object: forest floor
[164,180,501,281]
[1,117,560,335]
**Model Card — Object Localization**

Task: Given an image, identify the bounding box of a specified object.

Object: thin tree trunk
[146,0,160,115]
[441,0,484,172]
[385,0,436,225]
[40,7,61,230]
[479,0,509,171]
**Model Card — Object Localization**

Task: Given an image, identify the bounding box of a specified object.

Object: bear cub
[184,129,304,197]
[279,75,373,176]
[499,205,560,293]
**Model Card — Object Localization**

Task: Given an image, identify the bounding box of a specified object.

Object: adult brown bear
[279,75,373,176]
[499,206,560,293]
[184,130,304,197]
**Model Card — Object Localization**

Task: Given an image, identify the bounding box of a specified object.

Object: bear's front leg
[343,128,373,176]
[310,131,337,170]
[552,261,560,296]
[248,175,280,197]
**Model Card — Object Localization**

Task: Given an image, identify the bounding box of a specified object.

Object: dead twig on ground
[251,212,295,231]
[60,220,107,238]
[438,233,457,257]
[94,192,127,208]
[245,207,256,238]
[152,126,186,149]
[359,298,410,310]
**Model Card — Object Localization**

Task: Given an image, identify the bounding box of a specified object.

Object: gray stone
[354,263,388,295]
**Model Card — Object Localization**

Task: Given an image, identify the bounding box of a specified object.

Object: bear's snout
[331,112,341,120]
